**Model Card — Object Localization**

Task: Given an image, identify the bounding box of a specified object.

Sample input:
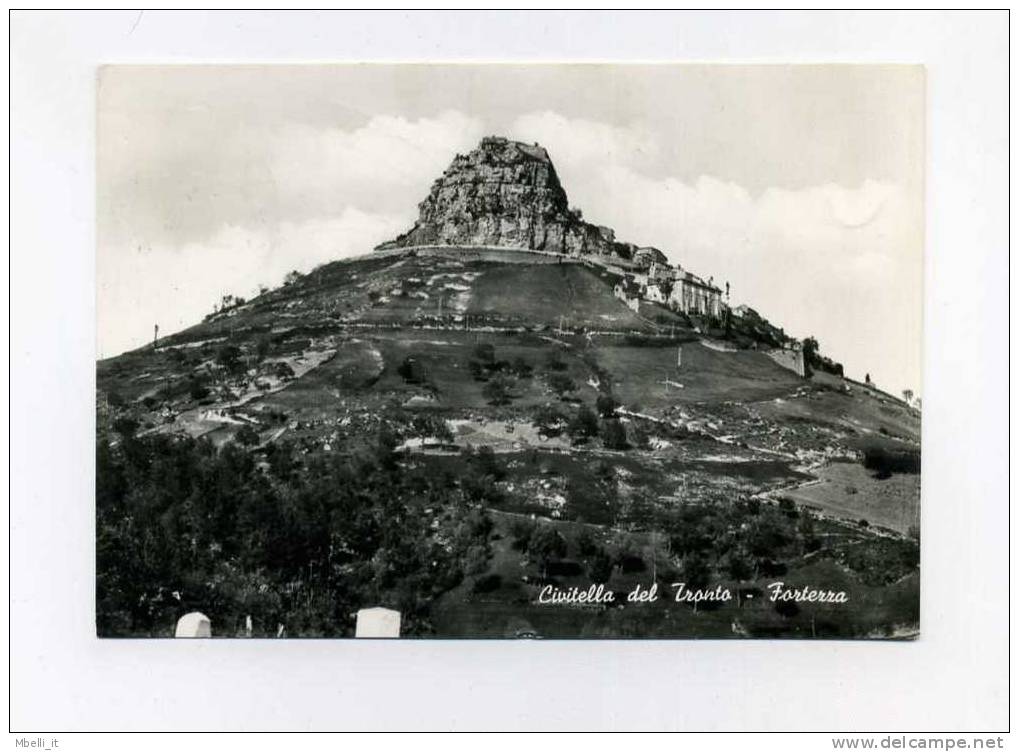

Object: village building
[647,260,674,284]
[668,269,723,317]
[613,278,642,312]
[633,246,668,270]
[644,282,669,304]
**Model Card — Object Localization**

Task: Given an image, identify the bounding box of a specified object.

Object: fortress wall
[765,348,805,377]
[700,338,739,352]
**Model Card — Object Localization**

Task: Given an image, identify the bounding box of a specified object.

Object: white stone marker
[355,607,401,638]
[175,611,212,638]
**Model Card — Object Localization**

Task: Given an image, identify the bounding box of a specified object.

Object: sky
[97,64,924,396]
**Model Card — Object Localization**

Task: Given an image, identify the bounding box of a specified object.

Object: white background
[8,10,1011,734]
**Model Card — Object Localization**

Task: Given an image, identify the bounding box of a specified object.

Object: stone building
[669,269,723,317]
[613,279,642,312]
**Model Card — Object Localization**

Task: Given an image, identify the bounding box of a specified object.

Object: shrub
[534,404,566,437]
[511,357,533,379]
[601,418,628,450]
[545,350,567,371]
[216,344,244,375]
[548,373,576,398]
[595,393,619,418]
[482,374,514,406]
[235,424,260,446]
[574,527,599,556]
[473,343,496,363]
[472,574,502,594]
[464,544,489,575]
[588,550,613,583]
[397,357,427,385]
[617,552,646,574]
[188,377,210,401]
[775,599,800,618]
[509,518,536,551]
[569,405,599,443]
[862,447,921,477]
[529,525,568,574]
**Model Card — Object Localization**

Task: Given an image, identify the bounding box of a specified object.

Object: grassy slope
[97,249,921,639]
[596,341,804,408]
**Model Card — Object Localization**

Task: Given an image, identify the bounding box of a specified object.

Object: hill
[95,138,920,640]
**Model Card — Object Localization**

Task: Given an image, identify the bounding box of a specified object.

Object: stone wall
[765,347,805,377]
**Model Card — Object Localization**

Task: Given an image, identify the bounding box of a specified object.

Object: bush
[235,424,261,446]
[569,405,599,443]
[397,357,427,385]
[595,393,619,418]
[574,527,599,556]
[482,374,514,406]
[472,574,502,594]
[188,378,210,401]
[588,550,613,583]
[534,404,566,437]
[529,525,568,574]
[509,518,536,551]
[545,350,567,371]
[548,373,576,398]
[601,418,628,450]
[473,343,496,363]
[216,344,245,375]
[511,357,533,379]
[775,600,800,618]
[862,447,921,477]
[617,552,646,574]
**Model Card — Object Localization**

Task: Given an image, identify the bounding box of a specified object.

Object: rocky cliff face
[376,136,638,261]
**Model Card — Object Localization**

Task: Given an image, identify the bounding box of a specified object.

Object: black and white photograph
[96,63,923,640]
[10,9,1010,738]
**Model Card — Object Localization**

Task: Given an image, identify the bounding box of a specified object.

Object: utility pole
[153,324,159,349]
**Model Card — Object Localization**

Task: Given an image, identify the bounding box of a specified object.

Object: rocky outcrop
[376,136,638,261]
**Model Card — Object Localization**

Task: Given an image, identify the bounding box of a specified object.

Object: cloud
[262,110,486,214]
[509,112,923,395]
[97,207,406,358]
[99,104,922,396]
[99,110,486,356]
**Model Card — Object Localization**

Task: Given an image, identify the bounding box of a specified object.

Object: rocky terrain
[377,136,644,260]
[95,136,921,640]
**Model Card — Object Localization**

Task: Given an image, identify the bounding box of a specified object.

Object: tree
[482,374,513,406]
[601,418,628,450]
[284,270,302,286]
[545,350,567,372]
[569,405,599,443]
[681,553,711,611]
[534,404,566,437]
[511,357,533,379]
[801,336,819,376]
[529,525,567,577]
[595,393,619,418]
[588,549,613,584]
[235,424,260,446]
[473,343,496,364]
[902,389,914,405]
[725,549,754,582]
[397,357,426,385]
[548,373,576,399]
[188,376,210,401]
[216,344,244,376]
